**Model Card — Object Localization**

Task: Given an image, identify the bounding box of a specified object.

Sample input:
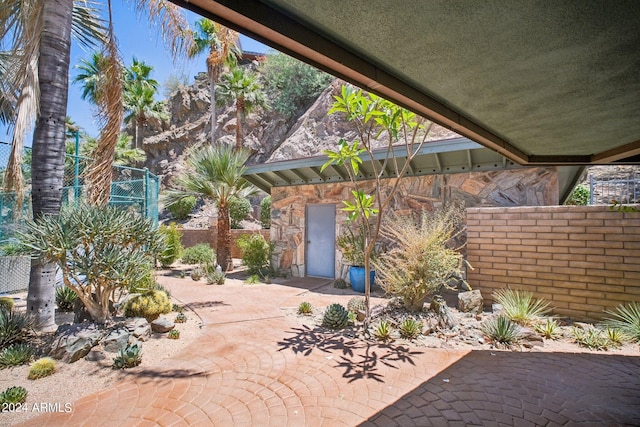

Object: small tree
[17,204,164,324]
[322,85,433,326]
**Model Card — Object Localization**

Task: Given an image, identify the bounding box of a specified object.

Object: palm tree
[165,144,257,271]
[123,69,167,149]
[73,51,106,104]
[188,18,240,145]
[0,0,192,330]
[217,66,267,150]
[82,133,146,166]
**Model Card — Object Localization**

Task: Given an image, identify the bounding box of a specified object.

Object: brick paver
[18,276,640,426]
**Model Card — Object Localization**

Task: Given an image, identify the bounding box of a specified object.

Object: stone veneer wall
[180,229,269,259]
[467,205,640,321]
[270,167,559,278]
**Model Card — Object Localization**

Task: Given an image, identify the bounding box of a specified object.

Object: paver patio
[19,275,640,426]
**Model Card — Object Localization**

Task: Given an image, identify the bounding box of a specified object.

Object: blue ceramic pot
[349,266,375,293]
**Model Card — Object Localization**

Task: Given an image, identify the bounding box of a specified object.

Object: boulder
[102,328,131,353]
[151,317,175,333]
[49,323,106,363]
[519,326,544,348]
[125,317,152,342]
[458,290,483,314]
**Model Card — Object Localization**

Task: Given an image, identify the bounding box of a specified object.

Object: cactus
[0,386,27,404]
[28,357,56,380]
[333,278,348,289]
[347,297,366,313]
[297,302,313,315]
[124,290,171,322]
[190,266,204,281]
[113,343,142,369]
[322,304,349,329]
[206,271,226,285]
[174,313,187,323]
[168,329,180,340]
[0,297,14,312]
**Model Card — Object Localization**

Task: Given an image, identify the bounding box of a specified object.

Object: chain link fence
[0,141,159,241]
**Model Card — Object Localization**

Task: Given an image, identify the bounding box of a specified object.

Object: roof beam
[308,166,326,180]
[290,168,309,183]
[327,165,347,180]
[272,171,292,184]
[434,153,442,173]
[592,139,640,164]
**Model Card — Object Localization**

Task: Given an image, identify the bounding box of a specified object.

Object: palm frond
[72,0,107,49]
[133,0,194,60]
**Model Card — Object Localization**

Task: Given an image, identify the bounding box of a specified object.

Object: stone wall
[467,205,640,321]
[270,167,559,278]
[180,229,270,259]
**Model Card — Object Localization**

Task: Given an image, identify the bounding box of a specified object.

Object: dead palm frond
[133,0,195,60]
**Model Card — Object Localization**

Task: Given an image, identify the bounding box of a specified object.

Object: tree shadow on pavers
[357,350,640,427]
[277,325,423,383]
[186,300,230,309]
[126,368,209,385]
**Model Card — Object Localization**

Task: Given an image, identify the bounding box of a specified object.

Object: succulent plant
[190,266,204,281]
[373,320,393,341]
[297,301,313,315]
[55,286,77,312]
[0,386,27,405]
[322,303,349,330]
[28,357,56,380]
[206,271,226,285]
[113,343,142,369]
[124,290,172,322]
[0,343,34,368]
[168,329,180,340]
[399,318,422,340]
[333,278,348,289]
[347,297,366,313]
[0,297,15,312]
[534,318,561,340]
[481,315,521,347]
[174,313,187,323]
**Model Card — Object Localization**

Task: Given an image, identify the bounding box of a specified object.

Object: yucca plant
[0,307,34,349]
[604,302,640,342]
[605,327,625,348]
[113,344,142,369]
[399,318,422,340]
[0,386,27,405]
[373,320,393,341]
[481,315,521,347]
[493,289,551,325]
[297,302,313,315]
[534,318,561,340]
[55,286,78,312]
[0,344,34,368]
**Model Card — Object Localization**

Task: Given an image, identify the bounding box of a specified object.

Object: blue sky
[1,1,269,145]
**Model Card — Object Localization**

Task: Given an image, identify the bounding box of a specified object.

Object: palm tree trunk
[217,203,233,271]
[235,99,243,150]
[209,71,217,145]
[28,0,73,332]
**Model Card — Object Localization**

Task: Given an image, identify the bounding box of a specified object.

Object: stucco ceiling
[171,0,640,165]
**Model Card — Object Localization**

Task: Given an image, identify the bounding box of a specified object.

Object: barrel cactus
[322,303,349,329]
[347,297,366,313]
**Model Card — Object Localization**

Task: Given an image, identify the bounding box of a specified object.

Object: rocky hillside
[139,74,457,187]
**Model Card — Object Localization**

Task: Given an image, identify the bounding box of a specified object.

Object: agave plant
[481,315,521,347]
[534,318,561,340]
[399,318,422,340]
[373,320,393,341]
[297,302,313,315]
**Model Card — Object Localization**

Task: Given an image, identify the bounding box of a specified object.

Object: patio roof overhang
[169,0,640,166]
[243,137,584,203]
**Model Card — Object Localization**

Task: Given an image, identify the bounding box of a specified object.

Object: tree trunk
[217,203,233,271]
[209,71,217,145]
[28,0,73,331]
[235,98,243,150]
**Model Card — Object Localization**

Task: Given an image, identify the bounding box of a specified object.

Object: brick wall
[467,205,640,321]
[179,228,270,258]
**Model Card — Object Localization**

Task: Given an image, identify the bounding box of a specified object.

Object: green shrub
[245,274,261,285]
[0,297,14,312]
[167,329,180,340]
[322,303,349,329]
[167,196,196,221]
[229,197,251,229]
[113,343,142,369]
[493,289,551,326]
[0,240,24,256]
[206,270,225,285]
[373,207,466,311]
[333,278,347,289]
[481,315,521,347]
[124,290,172,322]
[181,244,215,265]
[373,320,393,341]
[55,287,77,312]
[158,223,183,267]
[399,318,422,340]
[565,184,590,206]
[0,386,27,405]
[604,302,640,342]
[237,233,272,274]
[28,357,56,380]
[297,301,313,315]
[0,344,33,368]
[0,307,34,349]
[260,195,271,229]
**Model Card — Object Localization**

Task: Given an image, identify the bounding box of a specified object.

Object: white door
[306,204,335,278]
